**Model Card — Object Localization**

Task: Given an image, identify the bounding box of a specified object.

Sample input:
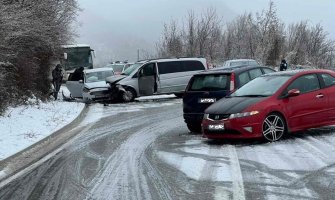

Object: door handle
[316,94,324,98]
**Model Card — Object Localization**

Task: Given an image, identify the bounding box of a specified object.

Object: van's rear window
[189,74,230,91]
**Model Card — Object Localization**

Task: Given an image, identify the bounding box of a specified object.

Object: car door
[283,74,327,130]
[157,61,180,93]
[138,63,157,96]
[319,73,335,121]
[65,73,85,98]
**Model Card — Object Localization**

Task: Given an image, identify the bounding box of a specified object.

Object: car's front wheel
[262,113,286,142]
[121,87,136,102]
[174,93,184,98]
[187,123,202,133]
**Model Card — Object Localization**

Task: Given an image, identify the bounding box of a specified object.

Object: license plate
[208,124,225,131]
[199,98,216,103]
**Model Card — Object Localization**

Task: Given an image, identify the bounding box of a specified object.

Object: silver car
[222,59,259,67]
[106,57,208,102]
[66,68,114,102]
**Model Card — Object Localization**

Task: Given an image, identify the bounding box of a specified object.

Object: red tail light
[230,73,235,91]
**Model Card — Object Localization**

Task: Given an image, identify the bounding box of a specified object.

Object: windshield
[86,70,114,83]
[122,63,143,76]
[189,74,229,91]
[231,75,291,97]
[62,47,93,71]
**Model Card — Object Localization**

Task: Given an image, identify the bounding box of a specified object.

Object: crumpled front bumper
[82,87,111,102]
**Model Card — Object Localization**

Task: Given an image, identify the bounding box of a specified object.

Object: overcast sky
[76,0,335,66]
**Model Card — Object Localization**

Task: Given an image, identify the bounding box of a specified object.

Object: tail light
[230,73,235,91]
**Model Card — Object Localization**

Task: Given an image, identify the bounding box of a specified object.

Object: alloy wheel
[262,114,285,142]
[122,88,135,102]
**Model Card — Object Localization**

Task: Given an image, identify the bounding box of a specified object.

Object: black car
[183,65,276,132]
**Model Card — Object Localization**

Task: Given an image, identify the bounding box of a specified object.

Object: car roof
[194,65,271,75]
[265,69,332,76]
[84,68,114,73]
[225,59,257,62]
[144,57,206,63]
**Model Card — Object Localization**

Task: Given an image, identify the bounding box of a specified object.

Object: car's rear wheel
[174,93,184,98]
[122,87,136,102]
[262,113,286,142]
[187,123,201,133]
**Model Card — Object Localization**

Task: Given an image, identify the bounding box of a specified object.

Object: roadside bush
[0,0,79,111]
[0,62,18,114]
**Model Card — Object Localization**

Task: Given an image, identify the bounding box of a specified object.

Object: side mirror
[285,89,300,98]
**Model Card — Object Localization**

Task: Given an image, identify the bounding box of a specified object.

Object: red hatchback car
[202,69,335,142]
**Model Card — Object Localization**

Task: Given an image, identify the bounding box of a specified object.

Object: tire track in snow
[215,145,245,200]
[85,115,180,200]
[142,154,173,200]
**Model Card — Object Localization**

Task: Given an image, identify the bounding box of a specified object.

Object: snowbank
[0,99,84,160]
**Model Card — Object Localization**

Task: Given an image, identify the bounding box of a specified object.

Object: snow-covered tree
[0,0,79,111]
[157,1,334,68]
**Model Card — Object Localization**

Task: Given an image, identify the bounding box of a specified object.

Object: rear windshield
[189,74,230,91]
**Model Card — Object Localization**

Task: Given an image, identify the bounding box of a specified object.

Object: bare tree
[197,8,221,57]
[156,1,335,68]
[157,20,183,58]
[254,1,284,65]
[157,7,224,65]
[184,11,198,57]
[286,22,334,68]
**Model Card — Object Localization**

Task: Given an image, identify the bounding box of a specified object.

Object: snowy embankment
[0,88,84,161]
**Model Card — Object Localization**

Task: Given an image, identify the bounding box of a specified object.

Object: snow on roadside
[0,99,84,161]
[135,94,176,101]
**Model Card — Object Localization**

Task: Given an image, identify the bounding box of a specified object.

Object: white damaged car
[66,68,114,102]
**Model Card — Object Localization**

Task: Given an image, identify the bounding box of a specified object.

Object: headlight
[83,87,90,93]
[203,114,209,120]
[229,111,259,119]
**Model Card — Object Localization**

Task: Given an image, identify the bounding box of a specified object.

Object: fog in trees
[157,1,335,68]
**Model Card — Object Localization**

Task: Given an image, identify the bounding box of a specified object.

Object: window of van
[189,74,229,91]
[158,61,204,74]
[141,63,155,76]
[181,61,205,71]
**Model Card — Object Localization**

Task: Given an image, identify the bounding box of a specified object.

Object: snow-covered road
[1,99,335,199]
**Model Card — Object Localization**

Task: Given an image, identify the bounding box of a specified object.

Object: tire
[187,123,202,133]
[83,98,92,104]
[174,93,184,98]
[121,87,136,102]
[262,113,286,142]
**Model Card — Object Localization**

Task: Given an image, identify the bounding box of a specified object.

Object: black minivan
[183,65,276,132]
